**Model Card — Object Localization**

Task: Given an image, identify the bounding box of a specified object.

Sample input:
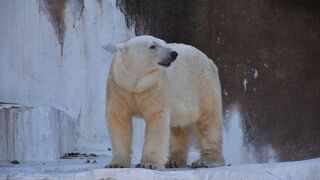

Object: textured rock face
[117,0,320,162]
[0,104,75,161]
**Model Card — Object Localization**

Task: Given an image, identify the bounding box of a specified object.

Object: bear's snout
[170,51,178,60]
[158,51,178,67]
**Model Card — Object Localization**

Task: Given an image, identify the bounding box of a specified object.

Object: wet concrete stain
[41,0,66,58]
[117,0,320,162]
[40,0,85,58]
[97,0,104,15]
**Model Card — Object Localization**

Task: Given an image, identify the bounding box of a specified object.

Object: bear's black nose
[170,51,178,60]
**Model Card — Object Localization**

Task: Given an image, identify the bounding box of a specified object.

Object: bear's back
[166,43,221,127]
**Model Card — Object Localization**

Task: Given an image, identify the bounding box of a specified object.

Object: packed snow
[1,156,319,180]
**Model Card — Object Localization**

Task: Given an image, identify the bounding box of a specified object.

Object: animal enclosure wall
[117,0,320,162]
[1,0,319,164]
[0,0,134,160]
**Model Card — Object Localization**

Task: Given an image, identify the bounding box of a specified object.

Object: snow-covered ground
[1,156,319,180]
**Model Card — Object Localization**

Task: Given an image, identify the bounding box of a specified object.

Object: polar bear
[105,35,224,170]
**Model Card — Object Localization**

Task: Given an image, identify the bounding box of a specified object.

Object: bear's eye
[149,45,156,49]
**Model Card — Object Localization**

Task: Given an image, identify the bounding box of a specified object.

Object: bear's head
[116,35,178,68]
[112,35,178,92]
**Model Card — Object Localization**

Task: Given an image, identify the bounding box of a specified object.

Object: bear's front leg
[105,94,133,168]
[136,110,170,170]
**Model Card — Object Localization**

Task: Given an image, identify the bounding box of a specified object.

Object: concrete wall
[0,104,75,161]
[0,0,134,158]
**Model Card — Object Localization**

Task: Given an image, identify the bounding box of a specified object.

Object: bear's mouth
[158,61,172,67]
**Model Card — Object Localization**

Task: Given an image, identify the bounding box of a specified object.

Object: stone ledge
[0,104,75,161]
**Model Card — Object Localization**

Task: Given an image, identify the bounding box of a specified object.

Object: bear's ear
[116,43,128,53]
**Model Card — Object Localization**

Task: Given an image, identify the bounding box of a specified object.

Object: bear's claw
[136,163,163,170]
[165,160,186,168]
[191,161,208,168]
[191,159,225,168]
[104,164,125,168]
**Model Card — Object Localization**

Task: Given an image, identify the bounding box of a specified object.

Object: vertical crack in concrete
[72,0,85,21]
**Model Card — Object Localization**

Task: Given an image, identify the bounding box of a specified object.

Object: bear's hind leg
[191,112,225,168]
[165,127,189,168]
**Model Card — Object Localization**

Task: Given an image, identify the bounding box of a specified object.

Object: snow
[243,78,248,92]
[224,89,228,96]
[223,106,257,164]
[1,157,319,180]
[223,105,281,165]
[253,68,258,79]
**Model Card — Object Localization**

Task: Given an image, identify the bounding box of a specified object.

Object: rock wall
[116,0,320,162]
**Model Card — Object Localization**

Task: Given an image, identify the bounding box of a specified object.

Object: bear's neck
[112,60,162,93]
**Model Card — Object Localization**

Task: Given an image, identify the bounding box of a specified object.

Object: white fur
[106,35,224,170]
